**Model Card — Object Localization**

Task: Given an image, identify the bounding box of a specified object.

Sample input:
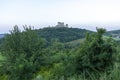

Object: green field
[0,53,4,61]
[65,38,85,48]
[0,53,2,60]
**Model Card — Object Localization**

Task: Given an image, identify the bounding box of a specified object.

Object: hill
[0,34,4,44]
[64,38,85,48]
[36,27,93,43]
[106,30,120,40]
[0,25,93,45]
[0,34,4,39]
[107,30,120,34]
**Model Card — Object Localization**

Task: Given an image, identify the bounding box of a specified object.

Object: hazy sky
[0,0,120,33]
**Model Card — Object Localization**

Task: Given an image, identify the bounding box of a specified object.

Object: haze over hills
[0,34,5,39]
[1,22,120,34]
[0,22,120,41]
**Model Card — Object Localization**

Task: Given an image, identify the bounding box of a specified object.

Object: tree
[76,28,116,74]
[0,25,45,80]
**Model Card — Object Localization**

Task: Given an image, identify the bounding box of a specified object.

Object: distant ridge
[105,30,120,40]
[0,34,5,39]
[107,30,120,34]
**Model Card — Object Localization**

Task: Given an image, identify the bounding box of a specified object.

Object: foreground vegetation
[0,26,120,80]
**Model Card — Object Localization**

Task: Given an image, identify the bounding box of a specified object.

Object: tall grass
[33,63,120,80]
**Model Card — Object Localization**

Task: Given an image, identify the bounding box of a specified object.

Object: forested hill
[105,30,120,39]
[36,27,93,43]
[0,34,4,39]
[107,30,120,34]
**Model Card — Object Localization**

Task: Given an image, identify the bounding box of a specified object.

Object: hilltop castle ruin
[56,22,68,27]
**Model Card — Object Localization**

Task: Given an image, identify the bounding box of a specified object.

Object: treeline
[0,26,93,47]
[105,29,120,37]
[36,27,92,43]
[0,25,120,80]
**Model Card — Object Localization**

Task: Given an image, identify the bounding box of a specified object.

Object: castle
[56,22,68,27]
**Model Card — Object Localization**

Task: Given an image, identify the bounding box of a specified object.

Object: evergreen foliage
[0,25,45,80]
[76,28,116,74]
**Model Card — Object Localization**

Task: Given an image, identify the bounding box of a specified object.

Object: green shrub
[0,26,45,80]
[76,28,116,75]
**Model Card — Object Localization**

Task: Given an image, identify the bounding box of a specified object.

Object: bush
[0,26,45,80]
[76,28,116,75]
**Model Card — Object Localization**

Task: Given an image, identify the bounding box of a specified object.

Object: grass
[65,38,85,47]
[67,38,85,44]
[0,52,5,66]
[0,53,3,61]
[0,53,2,66]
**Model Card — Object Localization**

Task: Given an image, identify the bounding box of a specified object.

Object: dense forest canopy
[36,27,93,43]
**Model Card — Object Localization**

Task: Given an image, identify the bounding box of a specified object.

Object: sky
[0,0,120,33]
